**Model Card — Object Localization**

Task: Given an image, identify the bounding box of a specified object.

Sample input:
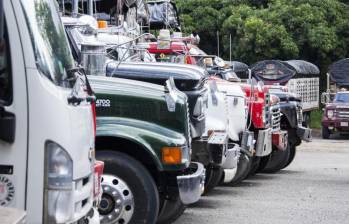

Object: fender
[96,117,188,171]
[279,102,298,128]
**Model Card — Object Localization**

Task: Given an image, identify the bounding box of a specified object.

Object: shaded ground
[174,136,349,224]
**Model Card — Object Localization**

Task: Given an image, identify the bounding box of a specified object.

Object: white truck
[0,0,101,223]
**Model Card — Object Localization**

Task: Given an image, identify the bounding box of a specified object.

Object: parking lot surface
[174,136,349,224]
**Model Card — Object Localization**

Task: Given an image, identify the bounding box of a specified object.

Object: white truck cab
[0,0,100,223]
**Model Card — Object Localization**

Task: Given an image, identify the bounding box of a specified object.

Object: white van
[0,0,100,223]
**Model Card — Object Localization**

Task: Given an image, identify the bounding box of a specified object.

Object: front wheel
[97,150,159,224]
[227,153,251,186]
[322,126,331,139]
[203,165,223,194]
[282,145,296,169]
[262,145,290,173]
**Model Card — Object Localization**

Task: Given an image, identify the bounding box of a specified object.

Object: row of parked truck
[0,0,320,223]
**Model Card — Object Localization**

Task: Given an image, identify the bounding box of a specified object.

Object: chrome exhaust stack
[81,42,106,76]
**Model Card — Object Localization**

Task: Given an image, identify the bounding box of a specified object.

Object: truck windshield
[20,0,75,88]
[334,93,349,103]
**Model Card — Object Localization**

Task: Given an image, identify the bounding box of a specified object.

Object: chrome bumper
[241,130,255,152]
[256,128,272,157]
[177,162,205,205]
[272,130,288,151]
[221,144,240,183]
[297,126,312,142]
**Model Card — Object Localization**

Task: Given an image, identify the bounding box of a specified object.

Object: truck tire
[157,197,186,224]
[256,154,271,173]
[96,151,159,224]
[322,126,331,139]
[262,145,290,173]
[203,166,223,194]
[227,153,251,186]
[248,156,261,176]
[282,145,296,169]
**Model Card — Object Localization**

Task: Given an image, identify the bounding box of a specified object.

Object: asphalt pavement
[174,135,349,224]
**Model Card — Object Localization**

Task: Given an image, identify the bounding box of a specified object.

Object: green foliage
[176,0,349,73]
[310,109,323,129]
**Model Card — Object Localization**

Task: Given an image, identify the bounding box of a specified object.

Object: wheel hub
[98,174,135,224]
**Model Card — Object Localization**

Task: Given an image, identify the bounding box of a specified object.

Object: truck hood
[106,61,207,91]
[272,91,301,102]
[326,103,349,110]
[208,76,245,97]
[88,75,166,96]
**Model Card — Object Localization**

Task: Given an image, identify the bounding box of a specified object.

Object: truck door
[0,1,28,210]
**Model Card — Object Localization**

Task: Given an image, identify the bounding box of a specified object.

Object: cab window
[0,23,11,106]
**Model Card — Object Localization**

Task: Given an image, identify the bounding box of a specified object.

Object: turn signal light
[98,20,107,29]
[162,147,182,164]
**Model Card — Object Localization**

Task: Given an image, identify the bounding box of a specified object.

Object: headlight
[327,110,334,118]
[44,141,74,224]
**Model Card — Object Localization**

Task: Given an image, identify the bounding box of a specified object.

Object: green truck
[63,18,205,224]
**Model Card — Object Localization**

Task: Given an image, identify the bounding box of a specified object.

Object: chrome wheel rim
[99,174,135,224]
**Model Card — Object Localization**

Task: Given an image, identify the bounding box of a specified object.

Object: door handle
[0,106,15,143]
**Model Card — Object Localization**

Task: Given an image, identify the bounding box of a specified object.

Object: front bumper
[191,131,229,166]
[221,144,240,183]
[322,119,349,132]
[241,130,255,153]
[272,130,288,150]
[255,128,272,157]
[297,126,312,142]
[177,162,205,204]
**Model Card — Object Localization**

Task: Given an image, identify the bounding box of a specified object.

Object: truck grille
[296,106,303,126]
[186,101,192,146]
[336,110,349,118]
[73,174,94,221]
[270,105,281,131]
[264,93,271,127]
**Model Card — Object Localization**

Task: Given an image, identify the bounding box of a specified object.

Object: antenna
[229,33,232,62]
[217,30,220,57]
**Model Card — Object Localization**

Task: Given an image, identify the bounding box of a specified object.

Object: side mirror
[321,92,331,104]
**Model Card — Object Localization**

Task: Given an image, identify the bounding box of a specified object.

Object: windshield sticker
[0,176,15,206]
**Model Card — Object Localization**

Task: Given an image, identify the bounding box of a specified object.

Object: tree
[176,0,349,75]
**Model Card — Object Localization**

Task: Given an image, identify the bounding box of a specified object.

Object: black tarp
[147,0,180,30]
[284,60,320,75]
[250,60,319,84]
[250,60,296,84]
[329,58,349,87]
[226,61,249,79]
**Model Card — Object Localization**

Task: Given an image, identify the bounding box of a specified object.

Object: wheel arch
[95,135,162,183]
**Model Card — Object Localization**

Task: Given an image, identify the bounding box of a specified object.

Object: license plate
[340,122,348,127]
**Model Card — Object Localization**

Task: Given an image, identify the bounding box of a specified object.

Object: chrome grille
[270,105,281,131]
[296,106,303,126]
[264,93,271,127]
[186,100,192,146]
[337,110,349,118]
